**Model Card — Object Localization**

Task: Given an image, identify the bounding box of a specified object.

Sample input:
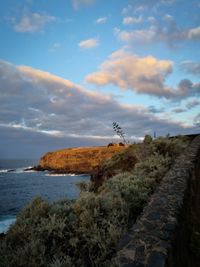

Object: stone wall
[113,135,200,267]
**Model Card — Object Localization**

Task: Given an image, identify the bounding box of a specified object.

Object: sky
[0,0,200,159]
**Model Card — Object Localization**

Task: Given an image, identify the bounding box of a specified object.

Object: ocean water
[0,159,90,233]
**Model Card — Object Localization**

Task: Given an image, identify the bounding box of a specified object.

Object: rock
[147,251,166,267]
[24,166,48,172]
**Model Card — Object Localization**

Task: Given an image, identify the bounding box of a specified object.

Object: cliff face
[39,146,126,174]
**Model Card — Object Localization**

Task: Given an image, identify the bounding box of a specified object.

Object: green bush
[100,146,138,174]
[0,136,189,267]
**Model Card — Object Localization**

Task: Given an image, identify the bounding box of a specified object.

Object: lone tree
[113,122,127,145]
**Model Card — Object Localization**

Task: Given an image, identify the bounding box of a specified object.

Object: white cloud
[122,0,176,12]
[114,27,156,43]
[72,0,95,10]
[14,12,56,33]
[86,49,200,99]
[122,4,133,15]
[123,16,143,25]
[78,38,99,49]
[148,16,157,24]
[48,43,61,52]
[163,14,174,22]
[187,26,200,39]
[95,17,107,24]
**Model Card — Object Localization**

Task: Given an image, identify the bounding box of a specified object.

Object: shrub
[0,136,189,267]
[143,134,153,144]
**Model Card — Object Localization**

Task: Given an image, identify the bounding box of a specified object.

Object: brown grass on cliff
[39,146,126,174]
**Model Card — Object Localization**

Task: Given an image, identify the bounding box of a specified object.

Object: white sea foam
[0,166,35,174]
[0,169,10,173]
[45,173,77,177]
[0,217,16,233]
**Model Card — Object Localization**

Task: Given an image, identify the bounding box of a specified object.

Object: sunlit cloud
[86,49,174,98]
[86,49,200,99]
[13,12,56,33]
[78,38,99,49]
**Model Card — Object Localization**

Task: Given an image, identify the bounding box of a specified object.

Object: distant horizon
[1,131,200,160]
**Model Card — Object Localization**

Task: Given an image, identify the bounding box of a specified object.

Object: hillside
[38,145,126,174]
[0,135,192,267]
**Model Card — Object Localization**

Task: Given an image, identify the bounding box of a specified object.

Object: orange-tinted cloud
[86,49,174,97]
[86,49,200,99]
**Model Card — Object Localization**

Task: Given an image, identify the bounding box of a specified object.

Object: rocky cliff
[38,146,126,174]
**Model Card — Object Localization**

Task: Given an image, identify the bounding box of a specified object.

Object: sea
[0,159,90,234]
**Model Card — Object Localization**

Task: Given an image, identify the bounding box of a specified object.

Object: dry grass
[39,146,126,173]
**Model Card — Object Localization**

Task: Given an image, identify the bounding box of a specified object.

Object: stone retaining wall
[113,135,200,267]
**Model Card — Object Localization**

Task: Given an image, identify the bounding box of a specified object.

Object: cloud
[72,0,95,10]
[193,113,200,126]
[186,100,200,109]
[187,26,200,39]
[181,61,200,76]
[78,38,99,49]
[13,12,56,33]
[122,0,176,15]
[122,4,134,15]
[48,43,61,52]
[115,19,200,46]
[95,17,107,24]
[86,49,173,98]
[163,14,174,23]
[148,106,165,113]
[123,16,143,25]
[86,49,200,99]
[114,27,156,44]
[0,59,196,158]
[172,108,186,113]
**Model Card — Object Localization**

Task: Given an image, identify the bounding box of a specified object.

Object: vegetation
[112,122,128,145]
[0,136,189,267]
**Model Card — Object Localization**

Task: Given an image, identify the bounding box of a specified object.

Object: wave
[0,166,35,174]
[0,169,11,173]
[45,173,78,177]
[0,216,16,233]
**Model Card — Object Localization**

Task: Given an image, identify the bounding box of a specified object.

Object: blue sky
[0,0,200,158]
